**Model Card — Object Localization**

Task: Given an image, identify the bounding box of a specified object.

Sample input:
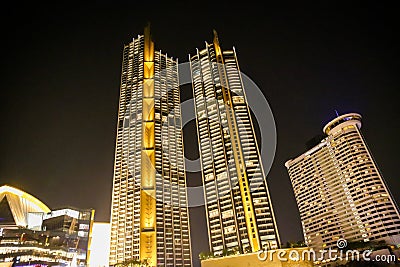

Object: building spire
[144,23,154,62]
[213,29,222,56]
[213,29,219,44]
[145,22,151,35]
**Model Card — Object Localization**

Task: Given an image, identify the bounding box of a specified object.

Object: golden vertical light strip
[86,209,96,266]
[140,24,157,266]
[213,31,261,252]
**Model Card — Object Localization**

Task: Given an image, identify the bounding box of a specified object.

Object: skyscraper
[285,113,400,251]
[109,27,192,266]
[189,32,280,255]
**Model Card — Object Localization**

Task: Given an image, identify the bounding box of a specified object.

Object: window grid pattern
[110,36,192,266]
[190,42,279,255]
[286,115,400,251]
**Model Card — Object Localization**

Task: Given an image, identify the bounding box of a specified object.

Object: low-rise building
[0,185,94,266]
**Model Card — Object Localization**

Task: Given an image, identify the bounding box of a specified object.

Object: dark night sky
[1,2,399,266]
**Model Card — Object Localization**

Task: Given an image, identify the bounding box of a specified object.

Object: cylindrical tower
[286,113,400,252]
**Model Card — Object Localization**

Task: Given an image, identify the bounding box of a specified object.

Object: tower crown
[323,112,362,135]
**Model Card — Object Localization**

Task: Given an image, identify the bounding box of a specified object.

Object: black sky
[1,2,399,267]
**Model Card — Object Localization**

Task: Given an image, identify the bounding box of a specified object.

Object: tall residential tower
[189,32,280,255]
[109,27,192,266]
[286,113,400,251]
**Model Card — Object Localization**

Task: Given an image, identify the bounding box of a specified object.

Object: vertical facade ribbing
[189,34,280,255]
[110,29,192,267]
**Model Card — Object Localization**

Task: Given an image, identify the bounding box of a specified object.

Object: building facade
[285,113,400,251]
[89,222,111,267]
[109,27,192,266]
[189,32,280,255]
[0,185,94,266]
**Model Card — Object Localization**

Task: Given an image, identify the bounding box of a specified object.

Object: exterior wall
[0,208,94,265]
[109,31,191,266]
[89,222,111,267]
[190,34,279,255]
[286,114,400,251]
